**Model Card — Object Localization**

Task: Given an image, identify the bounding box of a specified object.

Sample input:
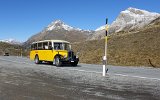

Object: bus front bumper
[60,57,79,64]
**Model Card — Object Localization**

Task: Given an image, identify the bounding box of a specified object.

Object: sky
[0,0,160,42]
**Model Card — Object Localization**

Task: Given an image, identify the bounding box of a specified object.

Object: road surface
[0,56,160,100]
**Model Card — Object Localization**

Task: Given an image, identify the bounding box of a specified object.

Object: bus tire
[35,55,40,64]
[55,56,62,67]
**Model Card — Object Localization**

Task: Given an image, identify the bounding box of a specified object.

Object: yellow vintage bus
[30,40,79,66]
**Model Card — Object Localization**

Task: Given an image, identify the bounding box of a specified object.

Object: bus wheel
[55,56,62,67]
[35,55,40,64]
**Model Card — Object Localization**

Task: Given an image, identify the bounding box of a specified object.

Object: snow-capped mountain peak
[108,7,160,33]
[46,20,82,31]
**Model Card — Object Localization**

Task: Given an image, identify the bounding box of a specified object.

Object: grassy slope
[72,23,160,67]
[72,40,105,64]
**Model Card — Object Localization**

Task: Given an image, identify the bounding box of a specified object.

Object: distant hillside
[0,42,27,56]
[72,17,160,67]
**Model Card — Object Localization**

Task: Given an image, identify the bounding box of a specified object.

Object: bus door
[42,42,54,61]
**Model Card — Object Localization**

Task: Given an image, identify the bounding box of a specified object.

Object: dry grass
[72,40,105,64]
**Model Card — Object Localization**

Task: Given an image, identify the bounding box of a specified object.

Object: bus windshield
[54,43,70,50]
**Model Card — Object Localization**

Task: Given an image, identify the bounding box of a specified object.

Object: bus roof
[31,40,70,44]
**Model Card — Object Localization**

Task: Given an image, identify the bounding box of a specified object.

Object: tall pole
[103,18,108,76]
[105,18,108,59]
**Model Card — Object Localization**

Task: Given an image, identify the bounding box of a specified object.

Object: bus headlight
[76,55,79,59]
[76,52,79,58]
[63,55,67,58]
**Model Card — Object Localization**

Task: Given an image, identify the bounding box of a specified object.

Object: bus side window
[38,43,43,50]
[31,44,33,50]
[32,43,37,50]
[48,42,52,50]
[43,42,48,50]
[32,44,34,50]
[34,43,37,50]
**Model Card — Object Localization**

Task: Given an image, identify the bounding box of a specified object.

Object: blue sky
[0,0,159,41]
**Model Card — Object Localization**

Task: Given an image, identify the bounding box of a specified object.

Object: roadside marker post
[103,56,106,76]
[103,18,108,76]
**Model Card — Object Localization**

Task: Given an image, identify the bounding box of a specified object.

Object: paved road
[0,56,160,100]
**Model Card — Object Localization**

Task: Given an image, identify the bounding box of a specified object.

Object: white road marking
[58,68,102,74]
[0,57,160,81]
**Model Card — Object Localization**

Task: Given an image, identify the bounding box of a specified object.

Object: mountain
[108,7,160,33]
[0,39,22,45]
[24,20,94,47]
[90,7,160,40]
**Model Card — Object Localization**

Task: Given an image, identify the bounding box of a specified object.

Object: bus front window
[54,43,63,50]
[54,43,70,50]
[64,43,70,51]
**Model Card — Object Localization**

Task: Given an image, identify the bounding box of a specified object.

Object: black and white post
[103,18,108,76]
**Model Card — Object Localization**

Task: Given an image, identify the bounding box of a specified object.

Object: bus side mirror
[69,45,71,50]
